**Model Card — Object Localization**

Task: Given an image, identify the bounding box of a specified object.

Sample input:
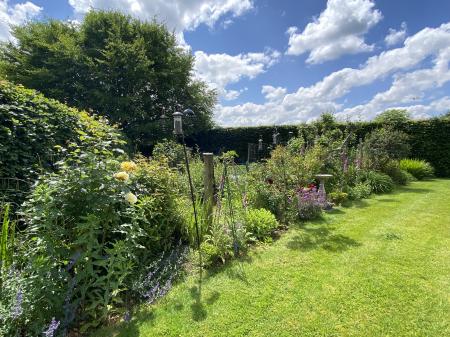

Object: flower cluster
[296,184,324,220]
[114,161,138,204]
[120,161,137,172]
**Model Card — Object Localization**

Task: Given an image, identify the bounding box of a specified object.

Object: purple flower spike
[43,317,60,337]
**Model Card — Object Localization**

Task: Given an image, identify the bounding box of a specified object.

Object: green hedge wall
[187,120,450,177]
[0,80,124,203]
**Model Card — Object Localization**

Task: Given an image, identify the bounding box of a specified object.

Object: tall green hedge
[0,80,124,203]
[187,120,450,177]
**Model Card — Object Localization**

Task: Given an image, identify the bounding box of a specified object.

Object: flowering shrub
[296,185,324,220]
[3,151,185,334]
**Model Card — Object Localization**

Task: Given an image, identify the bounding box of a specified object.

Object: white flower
[125,192,138,204]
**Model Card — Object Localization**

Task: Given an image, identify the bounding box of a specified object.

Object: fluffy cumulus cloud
[261,85,287,102]
[68,0,253,32]
[217,23,450,126]
[0,0,42,41]
[385,22,407,46]
[194,49,280,100]
[286,0,382,64]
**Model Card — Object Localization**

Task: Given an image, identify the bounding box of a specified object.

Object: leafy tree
[374,109,410,125]
[0,11,216,149]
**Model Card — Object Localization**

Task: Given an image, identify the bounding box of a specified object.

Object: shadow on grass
[287,217,360,252]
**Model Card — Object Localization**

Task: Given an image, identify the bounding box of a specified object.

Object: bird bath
[315,174,333,201]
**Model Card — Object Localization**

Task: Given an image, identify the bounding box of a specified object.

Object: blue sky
[1,0,450,126]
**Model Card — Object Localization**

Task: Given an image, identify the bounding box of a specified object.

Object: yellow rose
[120,161,137,172]
[114,171,129,182]
[125,192,138,204]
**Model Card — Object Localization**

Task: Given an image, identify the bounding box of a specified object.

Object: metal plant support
[173,110,201,254]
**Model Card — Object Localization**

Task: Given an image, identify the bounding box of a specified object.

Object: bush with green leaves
[357,171,394,194]
[382,161,413,185]
[244,208,278,241]
[362,127,410,170]
[349,182,372,200]
[399,159,434,180]
[328,192,349,205]
[153,139,186,168]
[0,80,124,205]
[3,149,185,335]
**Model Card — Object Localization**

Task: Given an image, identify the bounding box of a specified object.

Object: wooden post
[203,153,215,228]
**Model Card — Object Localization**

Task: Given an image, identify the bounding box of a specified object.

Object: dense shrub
[328,192,349,205]
[0,80,124,205]
[349,182,372,200]
[382,161,413,185]
[357,171,394,194]
[362,127,410,170]
[2,150,185,335]
[153,139,186,168]
[244,208,278,240]
[399,159,434,180]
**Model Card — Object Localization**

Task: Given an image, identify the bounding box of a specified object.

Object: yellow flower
[120,161,137,172]
[125,192,138,204]
[114,171,129,182]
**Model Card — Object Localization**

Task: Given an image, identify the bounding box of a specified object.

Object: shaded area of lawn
[95,180,450,337]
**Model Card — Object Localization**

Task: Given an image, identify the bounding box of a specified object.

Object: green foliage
[153,139,186,168]
[328,192,349,205]
[1,11,216,149]
[399,159,434,180]
[362,127,410,170]
[0,80,124,205]
[10,151,184,333]
[382,161,413,185]
[190,120,450,177]
[374,109,410,125]
[244,208,278,241]
[0,203,15,277]
[349,182,372,200]
[357,171,394,194]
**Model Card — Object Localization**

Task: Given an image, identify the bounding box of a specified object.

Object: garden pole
[203,153,215,229]
[181,135,202,255]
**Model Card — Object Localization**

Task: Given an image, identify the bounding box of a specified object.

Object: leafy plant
[357,171,394,194]
[328,192,349,206]
[400,159,434,180]
[0,80,124,205]
[382,161,413,185]
[349,182,372,200]
[244,208,278,241]
[0,203,15,283]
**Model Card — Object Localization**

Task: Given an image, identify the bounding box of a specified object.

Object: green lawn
[96,180,450,337]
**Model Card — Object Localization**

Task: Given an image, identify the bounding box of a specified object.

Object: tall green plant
[0,203,14,274]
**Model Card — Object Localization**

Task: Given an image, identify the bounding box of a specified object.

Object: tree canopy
[374,109,410,125]
[0,11,216,149]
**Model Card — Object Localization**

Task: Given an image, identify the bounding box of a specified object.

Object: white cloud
[385,22,407,46]
[68,0,253,32]
[217,23,450,126]
[336,46,450,120]
[194,49,280,100]
[261,85,287,102]
[286,0,382,63]
[0,0,42,41]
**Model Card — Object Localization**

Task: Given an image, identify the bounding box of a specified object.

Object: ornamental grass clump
[399,159,434,180]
